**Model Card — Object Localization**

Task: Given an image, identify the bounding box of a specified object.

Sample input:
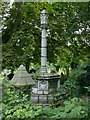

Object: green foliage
[4,97,88,119]
[2,2,90,71]
[1,78,30,118]
[54,60,90,101]
[1,76,89,119]
[76,60,90,95]
[50,97,88,119]
[56,69,81,98]
[1,2,90,119]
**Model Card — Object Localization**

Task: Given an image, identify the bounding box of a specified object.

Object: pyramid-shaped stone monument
[10,65,35,87]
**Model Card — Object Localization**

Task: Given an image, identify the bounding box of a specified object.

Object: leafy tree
[54,60,90,103]
[2,2,90,72]
[77,60,90,95]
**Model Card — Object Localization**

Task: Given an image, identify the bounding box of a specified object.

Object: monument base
[30,93,53,104]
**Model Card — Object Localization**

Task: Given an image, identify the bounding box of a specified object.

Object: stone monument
[31,10,60,104]
[10,65,35,97]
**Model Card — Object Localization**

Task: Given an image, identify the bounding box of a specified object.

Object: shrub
[54,60,90,101]
[76,60,90,96]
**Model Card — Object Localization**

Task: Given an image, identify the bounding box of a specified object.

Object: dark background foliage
[2,2,90,72]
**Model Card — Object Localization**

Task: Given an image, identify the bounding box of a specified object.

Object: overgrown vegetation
[1,2,90,120]
[1,78,89,119]
[0,60,89,119]
[54,60,90,100]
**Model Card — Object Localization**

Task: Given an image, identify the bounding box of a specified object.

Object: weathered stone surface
[30,10,60,104]
[38,90,43,94]
[10,65,35,86]
[32,88,38,94]
[31,94,53,104]
[44,90,48,94]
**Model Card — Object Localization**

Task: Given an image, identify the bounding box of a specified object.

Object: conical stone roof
[10,65,35,87]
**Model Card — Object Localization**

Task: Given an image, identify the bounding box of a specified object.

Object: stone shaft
[41,11,47,73]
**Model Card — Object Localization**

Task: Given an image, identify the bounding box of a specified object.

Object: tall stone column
[41,10,47,73]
